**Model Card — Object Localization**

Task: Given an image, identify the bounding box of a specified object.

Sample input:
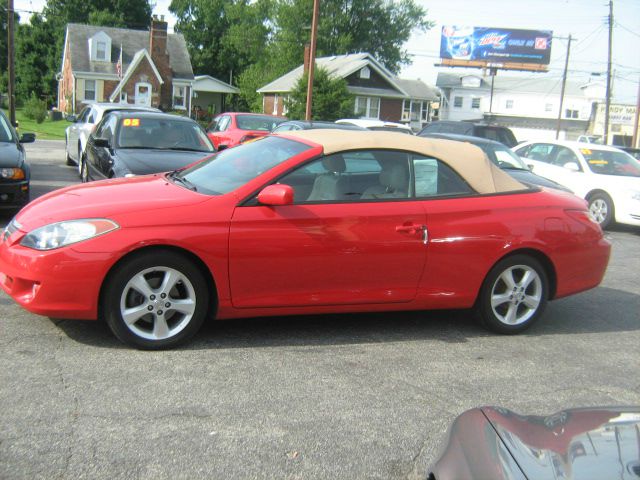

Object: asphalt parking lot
[1,140,639,479]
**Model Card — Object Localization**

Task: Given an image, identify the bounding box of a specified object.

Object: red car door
[228,151,428,308]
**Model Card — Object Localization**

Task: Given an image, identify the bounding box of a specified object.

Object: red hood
[16,174,213,231]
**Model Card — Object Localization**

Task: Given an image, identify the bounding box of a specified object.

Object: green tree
[284,67,353,121]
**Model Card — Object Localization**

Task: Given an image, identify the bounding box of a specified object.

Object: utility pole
[555,34,572,140]
[603,0,613,144]
[7,0,16,127]
[305,0,319,121]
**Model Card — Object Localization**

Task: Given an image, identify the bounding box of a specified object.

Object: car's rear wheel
[477,254,548,334]
[80,156,89,183]
[77,146,83,176]
[65,140,74,166]
[103,250,210,349]
[588,192,614,229]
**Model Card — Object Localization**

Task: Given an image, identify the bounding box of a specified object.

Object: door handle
[395,224,428,244]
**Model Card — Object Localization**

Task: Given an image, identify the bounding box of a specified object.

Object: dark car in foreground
[83,111,215,182]
[271,120,366,133]
[0,110,35,211]
[424,133,572,192]
[419,120,518,147]
[429,406,640,480]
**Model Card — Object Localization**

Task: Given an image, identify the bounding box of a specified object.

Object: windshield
[579,148,640,177]
[236,115,286,132]
[117,118,214,152]
[0,113,15,143]
[174,136,311,195]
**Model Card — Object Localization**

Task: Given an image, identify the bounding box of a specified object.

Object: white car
[514,140,640,228]
[65,103,160,175]
[336,118,414,134]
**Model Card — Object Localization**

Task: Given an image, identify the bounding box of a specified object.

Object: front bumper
[0,236,109,319]
[0,180,29,209]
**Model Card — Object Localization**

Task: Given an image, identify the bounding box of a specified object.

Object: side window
[86,108,97,124]
[94,115,111,138]
[413,156,473,197]
[96,115,117,142]
[217,116,231,132]
[552,146,582,170]
[522,144,555,163]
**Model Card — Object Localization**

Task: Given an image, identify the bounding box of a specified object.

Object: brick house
[257,53,438,130]
[57,17,194,114]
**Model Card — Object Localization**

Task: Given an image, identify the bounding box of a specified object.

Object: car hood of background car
[115,149,212,175]
[430,406,640,480]
[15,174,213,231]
[0,142,22,167]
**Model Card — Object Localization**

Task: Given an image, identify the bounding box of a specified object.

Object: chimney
[303,44,311,75]
[149,16,172,108]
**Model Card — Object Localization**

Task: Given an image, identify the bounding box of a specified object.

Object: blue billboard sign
[440,26,553,66]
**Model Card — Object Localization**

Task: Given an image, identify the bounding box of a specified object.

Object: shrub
[23,93,47,124]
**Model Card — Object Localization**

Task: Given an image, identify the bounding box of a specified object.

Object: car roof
[520,140,629,152]
[421,132,504,147]
[280,129,525,195]
[106,111,195,122]
[336,118,412,130]
[279,121,366,130]
[86,103,161,113]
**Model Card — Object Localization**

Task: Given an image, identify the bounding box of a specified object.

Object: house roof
[109,49,164,102]
[193,75,240,94]
[436,72,585,97]
[257,53,437,100]
[64,23,194,80]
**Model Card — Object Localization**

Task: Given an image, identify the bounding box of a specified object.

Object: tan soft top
[281,129,525,194]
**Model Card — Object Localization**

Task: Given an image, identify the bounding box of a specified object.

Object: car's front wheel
[477,254,548,334]
[588,192,614,229]
[65,139,74,166]
[80,156,89,183]
[103,250,210,349]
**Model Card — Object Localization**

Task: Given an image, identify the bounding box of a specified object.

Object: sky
[14,0,640,104]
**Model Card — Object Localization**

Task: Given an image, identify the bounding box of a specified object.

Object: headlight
[20,219,119,250]
[0,168,25,180]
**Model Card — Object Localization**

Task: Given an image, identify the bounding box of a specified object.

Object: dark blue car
[0,110,35,211]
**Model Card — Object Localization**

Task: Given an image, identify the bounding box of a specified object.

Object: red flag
[116,45,123,79]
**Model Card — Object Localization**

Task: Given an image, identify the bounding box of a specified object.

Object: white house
[436,72,605,142]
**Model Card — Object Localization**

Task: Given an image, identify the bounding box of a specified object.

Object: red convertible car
[206,112,286,150]
[0,131,610,349]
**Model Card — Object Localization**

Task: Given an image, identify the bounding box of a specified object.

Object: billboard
[440,26,553,71]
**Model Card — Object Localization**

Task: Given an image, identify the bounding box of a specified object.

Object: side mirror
[93,137,110,149]
[257,184,294,206]
[563,162,580,172]
[65,114,77,123]
[19,132,36,144]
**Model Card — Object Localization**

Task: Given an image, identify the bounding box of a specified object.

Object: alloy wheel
[489,264,543,326]
[589,198,608,225]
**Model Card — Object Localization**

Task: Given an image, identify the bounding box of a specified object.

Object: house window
[96,41,107,61]
[402,100,410,121]
[410,101,421,121]
[359,67,370,79]
[471,98,481,109]
[505,99,514,109]
[273,94,279,115]
[173,85,186,109]
[545,103,553,112]
[355,96,380,119]
[84,80,96,101]
[453,96,463,108]
[565,109,578,119]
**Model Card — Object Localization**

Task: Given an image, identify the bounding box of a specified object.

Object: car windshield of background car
[236,115,286,131]
[176,136,311,195]
[117,119,214,152]
[580,148,640,177]
[0,114,14,142]
[493,147,529,170]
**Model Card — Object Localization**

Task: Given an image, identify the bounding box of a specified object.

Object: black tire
[587,192,614,229]
[102,250,210,349]
[476,254,548,334]
[65,140,75,166]
[80,156,89,183]
[77,146,83,176]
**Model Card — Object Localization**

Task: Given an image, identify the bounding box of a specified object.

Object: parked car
[429,406,640,480]
[514,140,640,228]
[419,121,518,147]
[0,110,35,211]
[206,112,286,150]
[425,133,572,192]
[272,120,366,133]
[577,134,603,144]
[0,131,610,349]
[65,102,160,175]
[82,111,214,182]
[621,147,640,160]
[335,118,413,134]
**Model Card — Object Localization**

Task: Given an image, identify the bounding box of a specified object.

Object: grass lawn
[2,108,68,141]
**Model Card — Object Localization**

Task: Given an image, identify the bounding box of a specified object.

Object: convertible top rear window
[176,136,311,195]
